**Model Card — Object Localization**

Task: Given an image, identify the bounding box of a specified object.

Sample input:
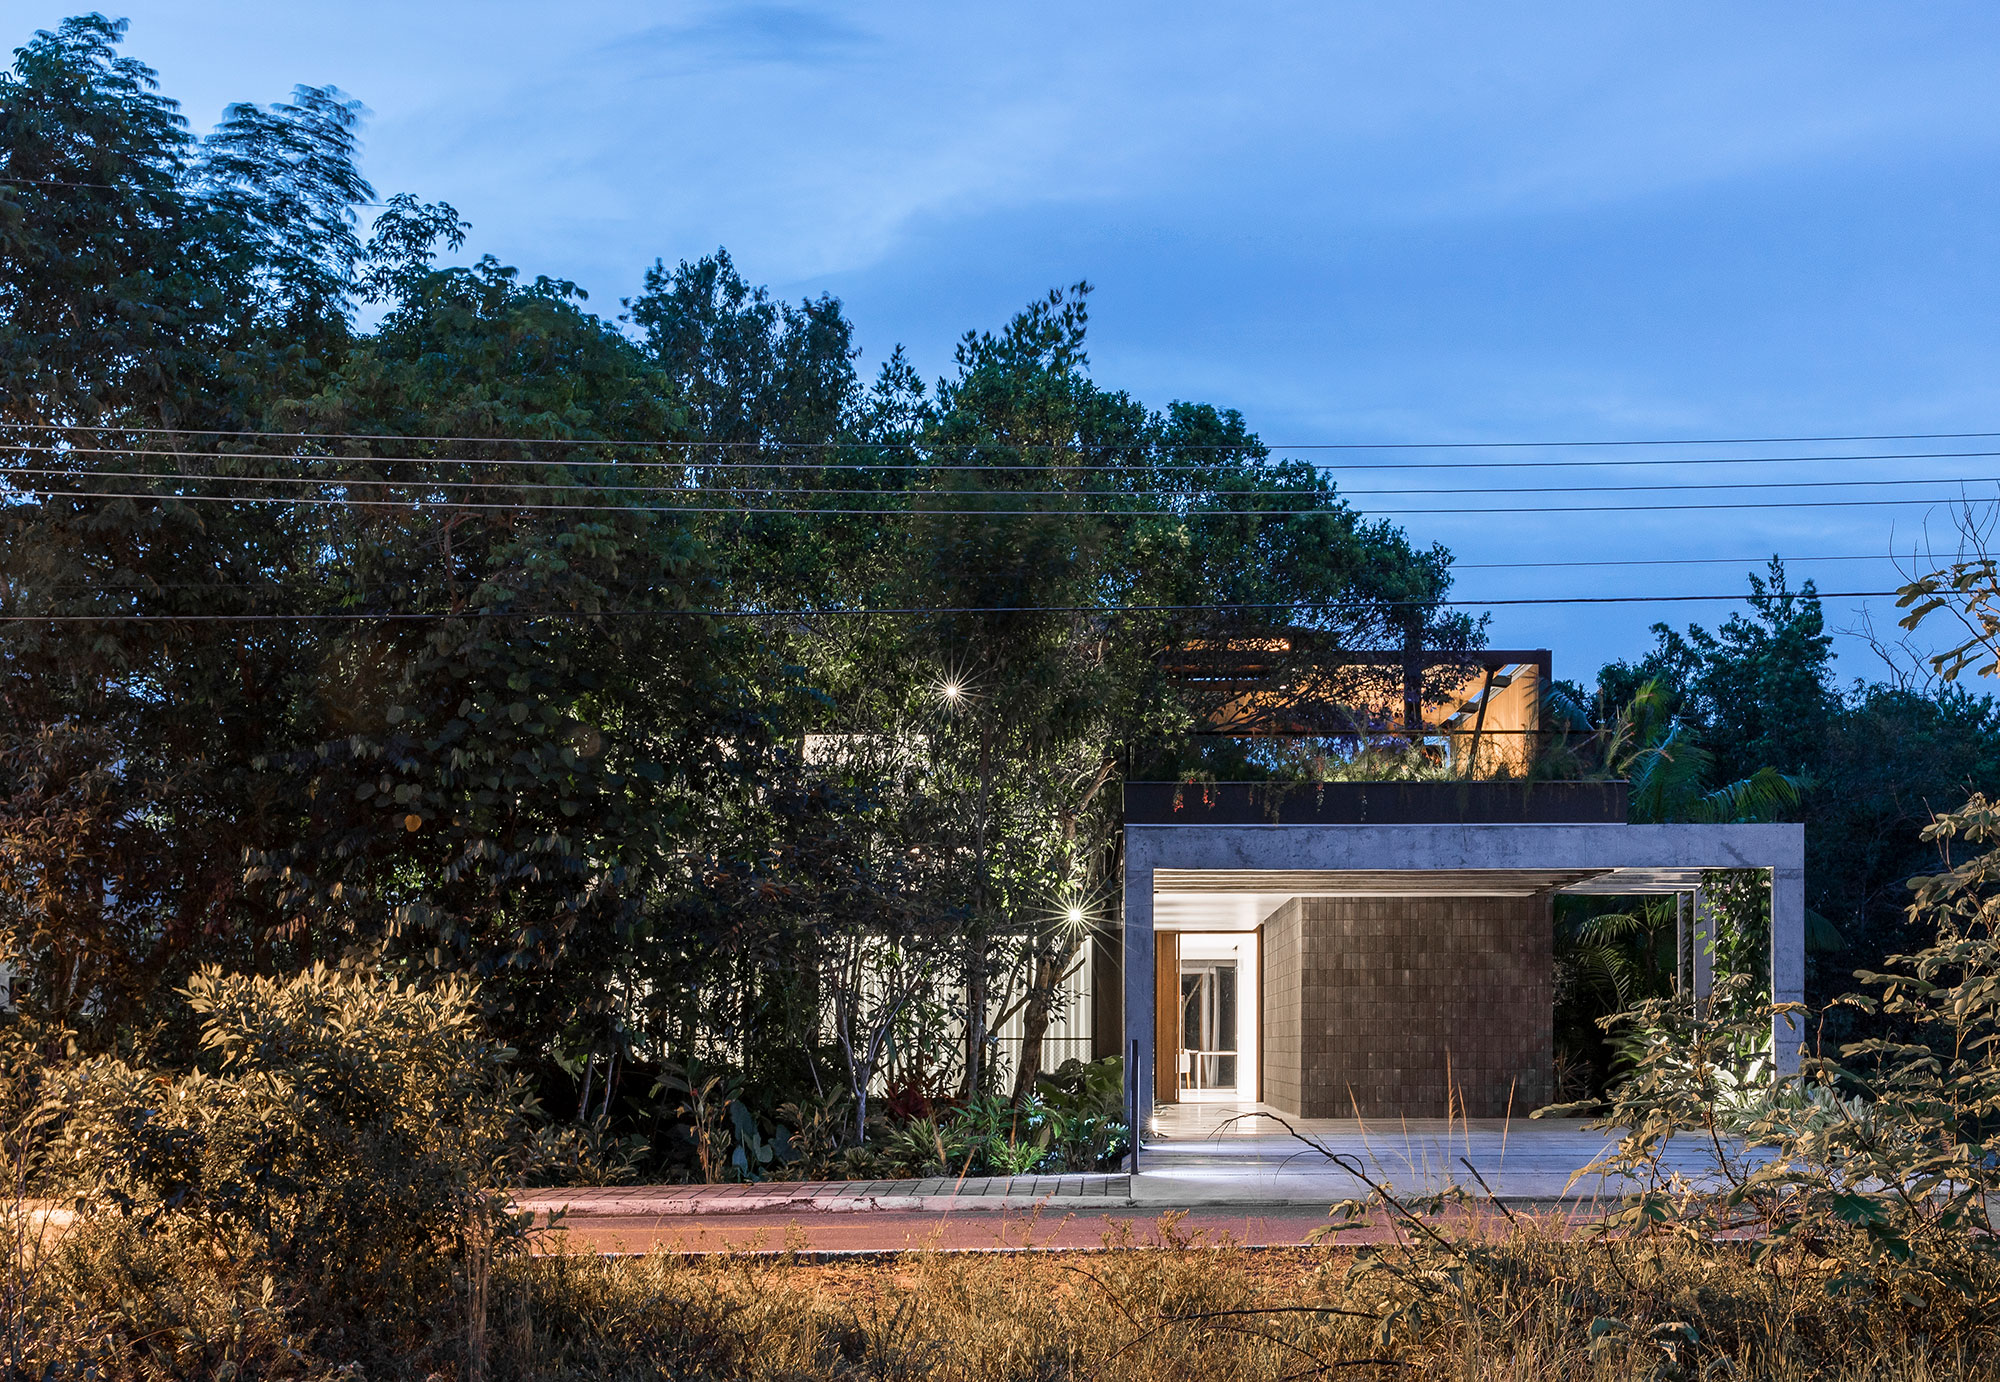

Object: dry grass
[481,1213,2000,1381]
[11,1207,2000,1378]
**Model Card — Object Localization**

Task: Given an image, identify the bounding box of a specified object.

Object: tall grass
[479,1219,1998,1381]
[9,1209,1999,1379]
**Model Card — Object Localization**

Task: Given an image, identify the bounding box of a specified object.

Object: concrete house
[1070,649,1805,1131]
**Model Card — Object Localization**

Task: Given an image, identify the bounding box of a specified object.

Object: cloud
[623,3,876,69]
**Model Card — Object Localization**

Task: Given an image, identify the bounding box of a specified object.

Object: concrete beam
[1127,822,1803,876]
[1772,862,1805,1075]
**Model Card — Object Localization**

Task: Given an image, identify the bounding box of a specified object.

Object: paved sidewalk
[1133,1104,1745,1205]
[515,1173,1132,1219]
[517,1104,1738,1256]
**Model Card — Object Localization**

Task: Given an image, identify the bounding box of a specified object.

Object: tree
[1599,558,1835,784]
[0,18,1484,1162]
[0,15,201,427]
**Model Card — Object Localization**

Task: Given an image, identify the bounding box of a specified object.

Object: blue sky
[19,1,2000,684]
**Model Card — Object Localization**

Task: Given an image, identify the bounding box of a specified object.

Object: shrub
[1306,792,2000,1375]
[42,962,538,1374]
[872,1059,1131,1178]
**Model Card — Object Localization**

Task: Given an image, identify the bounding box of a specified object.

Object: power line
[13,420,2000,452]
[0,553,1907,600]
[5,486,1997,518]
[1455,553,1898,570]
[10,462,2000,502]
[0,590,1910,624]
[19,440,2000,475]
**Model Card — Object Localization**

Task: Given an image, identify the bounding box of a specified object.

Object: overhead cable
[4,487,1997,517]
[7,462,2000,501]
[0,589,1911,623]
[12,420,2000,452]
[14,440,2000,473]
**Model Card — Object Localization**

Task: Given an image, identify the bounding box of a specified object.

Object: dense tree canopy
[0,17,1466,1141]
[8,17,2000,1168]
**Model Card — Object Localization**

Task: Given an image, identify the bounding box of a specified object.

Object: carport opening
[1148,865,1774,1124]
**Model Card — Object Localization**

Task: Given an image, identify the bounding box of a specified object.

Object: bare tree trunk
[1010,954,1053,1103]
[961,940,988,1099]
[1010,937,1087,1102]
[960,717,998,1100]
[575,1054,596,1123]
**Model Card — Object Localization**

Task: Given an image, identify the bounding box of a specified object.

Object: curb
[514,1193,1138,1217]
[518,1193,1607,1218]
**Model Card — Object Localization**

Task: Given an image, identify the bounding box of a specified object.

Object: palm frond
[1578,911,1649,944]
[1564,942,1638,1010]
[1681,766,1808,824]
[1540,683,1593,735]
[1628,722,1715,823]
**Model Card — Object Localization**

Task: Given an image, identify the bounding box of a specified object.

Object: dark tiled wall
[1260,900,1303,1112]
[1261,895,1550,1119]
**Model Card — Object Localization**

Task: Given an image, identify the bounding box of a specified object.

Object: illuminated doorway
[1173,933,1258,1101]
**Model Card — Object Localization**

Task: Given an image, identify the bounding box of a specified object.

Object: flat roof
[1151,865,1714,930]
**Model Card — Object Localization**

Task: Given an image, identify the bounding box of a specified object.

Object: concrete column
[1691,885,1713,1004]
[1674,892,1687,997]
[1123,860,1155,1133]
[1771,862,1806,1076]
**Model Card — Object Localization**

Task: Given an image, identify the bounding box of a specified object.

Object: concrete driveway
[1137,1101,1741,1206]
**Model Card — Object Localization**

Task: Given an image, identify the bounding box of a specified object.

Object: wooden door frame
[1153,931,1180,1105]
[1255,923,1266,1105]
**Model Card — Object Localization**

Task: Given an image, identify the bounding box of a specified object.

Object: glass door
[1178,961,1239,1093]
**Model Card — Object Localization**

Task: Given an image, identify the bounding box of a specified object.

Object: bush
[39,962,538,1375]
[1299,791,2000,1376]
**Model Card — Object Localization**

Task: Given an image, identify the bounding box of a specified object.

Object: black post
[1128,1037,1141,1174]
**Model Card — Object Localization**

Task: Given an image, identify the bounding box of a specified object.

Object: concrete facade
[1122,821,1807,1125]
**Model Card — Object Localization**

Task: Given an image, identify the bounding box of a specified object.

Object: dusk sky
[30,1,2000,684]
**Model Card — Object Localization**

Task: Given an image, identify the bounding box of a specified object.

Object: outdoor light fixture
[1050,889,1096,939]
[928,660,978,712]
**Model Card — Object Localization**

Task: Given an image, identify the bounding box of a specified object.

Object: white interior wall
[1175,931,1259,1102]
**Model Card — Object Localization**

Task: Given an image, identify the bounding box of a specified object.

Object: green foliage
[1304,799,2000,1375]
[526,1113,649,1189]
[1600,557,1836,785]
[0,16,202,423]
[0,23,1469,1113]
[645,1059,806,1183]
[1897,546,2000,683]
[872,1058,1130,1177]
[1503,793,2000,1364]
[1584,677,1809,825]
[1033,1054,1131,1170]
